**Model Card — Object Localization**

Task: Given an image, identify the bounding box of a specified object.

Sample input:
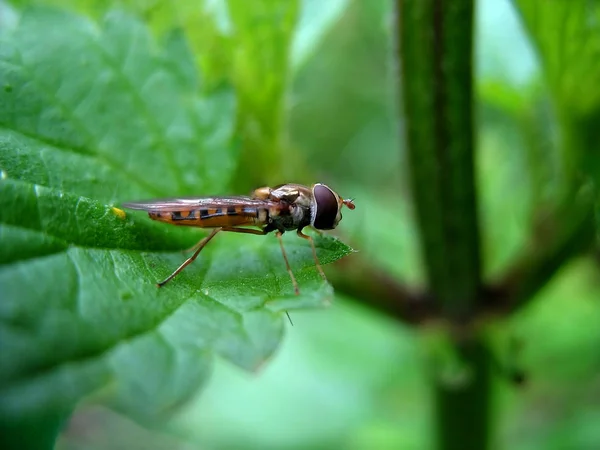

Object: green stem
[329,258,435,324]
[397,1,488,449]
[435,339,491,450]
[398,0,481,318]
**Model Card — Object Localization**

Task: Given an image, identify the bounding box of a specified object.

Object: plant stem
[396,0,489,449]
[329,258,436,324]
[397,0,481,318]
[435,338,491,450]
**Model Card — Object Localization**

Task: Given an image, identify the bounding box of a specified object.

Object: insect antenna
[343,198,356,210]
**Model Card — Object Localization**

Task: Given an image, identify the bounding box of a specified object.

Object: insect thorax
[269,196,312,232]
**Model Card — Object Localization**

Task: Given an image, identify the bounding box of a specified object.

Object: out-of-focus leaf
[290,0,399,189]
[514,0,600,183]
[11,0,350,186]
[514,0,600,114]
[291,0,350,71]
[476,0,539,87]
[226,0,301,186]
[167,298,427,450]
[333,183,424,286]
[493,258,600,450]
[0,7,353,423]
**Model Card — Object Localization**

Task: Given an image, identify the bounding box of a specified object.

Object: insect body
[123,183,355,293]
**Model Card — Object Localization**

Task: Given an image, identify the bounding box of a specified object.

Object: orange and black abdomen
[148,206,263,228]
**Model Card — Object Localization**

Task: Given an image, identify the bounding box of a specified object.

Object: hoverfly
[123,183,355,294]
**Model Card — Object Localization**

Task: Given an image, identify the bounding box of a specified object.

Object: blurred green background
[2,0,600,448]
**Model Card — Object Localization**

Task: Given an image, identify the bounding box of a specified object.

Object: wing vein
[122,197,277,212]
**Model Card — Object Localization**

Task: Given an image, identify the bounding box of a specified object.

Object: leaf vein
[0,125,163,196]
[88,39,186,192]
[0,290,201,398]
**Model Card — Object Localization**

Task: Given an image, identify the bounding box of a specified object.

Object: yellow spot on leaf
[111,207,126,220]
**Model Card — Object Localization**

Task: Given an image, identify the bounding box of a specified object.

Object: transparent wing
[122,196,277,212]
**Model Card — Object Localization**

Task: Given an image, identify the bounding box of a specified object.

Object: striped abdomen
[148,205,268,228]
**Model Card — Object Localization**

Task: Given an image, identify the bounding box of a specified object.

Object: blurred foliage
[514,0,600,204]
[1,0,600,449]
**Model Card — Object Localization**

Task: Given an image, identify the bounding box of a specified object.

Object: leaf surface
[0,7,353,422]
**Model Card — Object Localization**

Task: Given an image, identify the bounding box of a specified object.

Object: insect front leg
[297,228,327,282]
[309,227,324,237]
[223,227,294,324]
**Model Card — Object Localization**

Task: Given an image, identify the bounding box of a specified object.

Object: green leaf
[226,0,301,186]
[514,0,600,115]
[291,0,351,71]
[0,7,353,424]
[8,0,345,187]
[514,0,600,183]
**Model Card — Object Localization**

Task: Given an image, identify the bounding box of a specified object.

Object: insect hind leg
[157,228,222,287]
[160,227,271,286]
[276,231,300,295]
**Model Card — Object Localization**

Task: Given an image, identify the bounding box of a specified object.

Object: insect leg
[222,227,294,323]
[309,226,324,237]
[297,229,327,282]
[181,227,267,255]
[276,231,299,295]
[164,227,269,286]
[182,237,209,254]
[219,227,268,235]
[157,228,221,287]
